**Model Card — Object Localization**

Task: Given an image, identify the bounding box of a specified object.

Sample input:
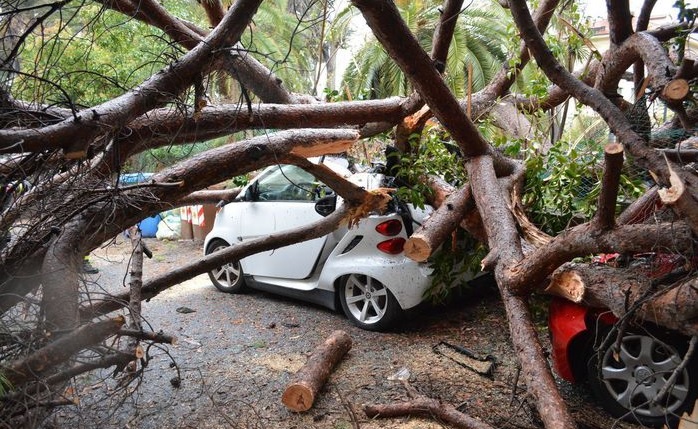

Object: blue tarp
[119,173,159,237]
[119,172,154,185]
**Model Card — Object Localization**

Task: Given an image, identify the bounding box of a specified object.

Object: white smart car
[204,158,447,331]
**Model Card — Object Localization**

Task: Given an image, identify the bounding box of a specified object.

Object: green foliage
[516,118,646,235]
[13,3,177,107]
[244,0,329,94]
[0,371,11,395]
[391,129,466,208]
[389,130,484,304]
[340,0,508,99]
[424,231,488,304]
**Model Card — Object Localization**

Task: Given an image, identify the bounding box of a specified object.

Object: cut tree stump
[281,329,352,412]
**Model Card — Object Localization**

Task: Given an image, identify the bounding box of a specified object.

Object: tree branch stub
[594,143,624,230]
[404,184,473,262]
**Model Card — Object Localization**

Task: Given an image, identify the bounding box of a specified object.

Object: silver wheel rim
[600,334,689,417]
[344,274,388,325]
[210,245,241,287]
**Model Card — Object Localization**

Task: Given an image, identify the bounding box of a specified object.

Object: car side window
[256,165,321,202]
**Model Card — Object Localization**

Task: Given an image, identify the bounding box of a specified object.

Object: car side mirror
[314,195,336,216]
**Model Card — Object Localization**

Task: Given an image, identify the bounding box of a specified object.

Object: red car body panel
[548,297,588,382]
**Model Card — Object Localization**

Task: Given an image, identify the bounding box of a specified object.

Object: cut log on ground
[281,330,352,412]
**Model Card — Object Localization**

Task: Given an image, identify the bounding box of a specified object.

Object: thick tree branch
[606,0,634,46]
[404,184,473,262]
[351,0,489,158]
[595,33,679,104]
[119,98,410,155]
[2,316,125,388]
[549,264,698,336]
[430,0,465,65]
[594,143,624,230]
[468,155,576,429]
[0,0,263,154]
[81,203,355,319]
[509,221,695,294]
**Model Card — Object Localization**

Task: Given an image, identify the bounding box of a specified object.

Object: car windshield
[256,165,319,201]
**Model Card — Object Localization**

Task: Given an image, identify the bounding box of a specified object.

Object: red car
[548,254,698,428]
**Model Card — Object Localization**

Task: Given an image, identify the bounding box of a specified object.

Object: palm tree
[340,0,509,99]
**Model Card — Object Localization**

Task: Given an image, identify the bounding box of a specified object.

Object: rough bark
[121,98,411,155]
[281,330,352,412]
[425,176,488,242]
[606,0,634,46]
[508,221,695,295]
[595,32,679,106]
[594,143,624,230]
[548,264,698,336]
[364,391,495,429]
[467,155,577,429]
[404,184,473,262]
[2,316,125,388]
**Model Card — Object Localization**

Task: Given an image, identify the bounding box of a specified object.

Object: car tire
[339,274,402,331]
[585,325,698,428]
[205,239,246,293]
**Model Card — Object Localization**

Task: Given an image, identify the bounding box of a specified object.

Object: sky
[579,0,681,19]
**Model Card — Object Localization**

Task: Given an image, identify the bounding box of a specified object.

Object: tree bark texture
[467,155,577,429]
[2,316,125,388]
[549,263,698,336]
[122,99,410,154]
[404,184,473,262]
[606,0,634,45]
[594,143,624,229]
[351,0,490,158]
[364,396,495,429]
[281,330,352,412]
[508,221,695,295]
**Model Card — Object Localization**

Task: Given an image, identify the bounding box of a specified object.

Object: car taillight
[375,219,402,236]
[377,238,405,254]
